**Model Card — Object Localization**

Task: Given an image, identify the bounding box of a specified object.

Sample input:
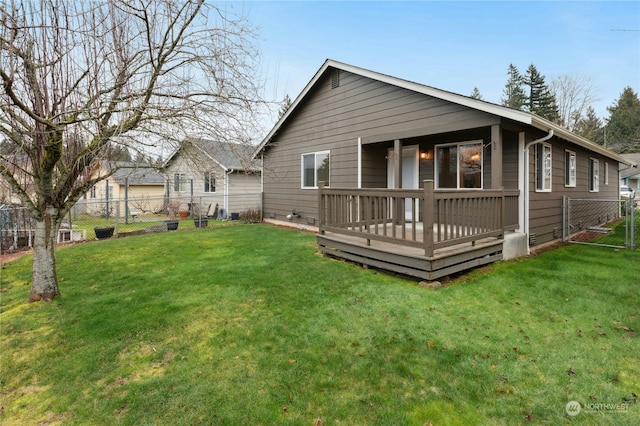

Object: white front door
[387,145,419,220]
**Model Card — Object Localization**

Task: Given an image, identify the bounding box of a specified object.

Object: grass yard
[0,224,638,425]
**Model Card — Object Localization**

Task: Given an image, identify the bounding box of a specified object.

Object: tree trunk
[29,212,61,302]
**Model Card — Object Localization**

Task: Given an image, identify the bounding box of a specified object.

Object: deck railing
[318,180,519,257]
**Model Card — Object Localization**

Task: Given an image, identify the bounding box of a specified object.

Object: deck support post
[318,181,325,235]
[423,180,434,257]
[394,139,403,223]
[491,125,503,189]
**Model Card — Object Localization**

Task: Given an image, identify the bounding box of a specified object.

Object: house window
[204,172,216,193]
[301,151,330,188]
[604,162,609,185]
[90,187,96,199]
[564,150,576,187]
[589,158,599,192]
[174,173,186,192]
[435,141,482,189]
[535,143,552,192]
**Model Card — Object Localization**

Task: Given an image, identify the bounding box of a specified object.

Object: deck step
[317,234,503,280]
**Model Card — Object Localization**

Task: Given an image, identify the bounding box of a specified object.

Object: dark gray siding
[262,69,498,222]
[528,137,620,245]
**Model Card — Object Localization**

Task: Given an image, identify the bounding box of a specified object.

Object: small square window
[301,151,330,188]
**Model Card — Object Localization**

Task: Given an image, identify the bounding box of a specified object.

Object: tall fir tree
[524,64,559,122]
[278,94,293,119]
[501,64,527,110]
[604,86,640,153]
[574,106,604,145]
[470,87,483,100]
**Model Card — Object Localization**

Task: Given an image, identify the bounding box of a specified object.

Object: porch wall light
[420,151,432,160]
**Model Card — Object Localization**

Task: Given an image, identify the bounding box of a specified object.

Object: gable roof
[255,59,632,166]
[165,139,260,173]
[94,161,165,186]
[109,163,165,186]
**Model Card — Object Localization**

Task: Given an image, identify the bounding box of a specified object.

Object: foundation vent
[529,233,537,246]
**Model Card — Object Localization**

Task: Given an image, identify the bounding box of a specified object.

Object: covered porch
[317,181,521,280]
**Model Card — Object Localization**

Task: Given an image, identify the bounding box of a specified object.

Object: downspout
[522,129,554,245]
[223,169,233,217]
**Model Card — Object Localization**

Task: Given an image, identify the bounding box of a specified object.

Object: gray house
[164,139,261,217]
[255,59,632,279]
[621,153,640,191]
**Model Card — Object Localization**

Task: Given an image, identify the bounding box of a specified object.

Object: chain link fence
[565,195,637,249]
[1,193,262,254]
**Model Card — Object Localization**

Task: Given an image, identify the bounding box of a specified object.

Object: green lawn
[1,224,638,425]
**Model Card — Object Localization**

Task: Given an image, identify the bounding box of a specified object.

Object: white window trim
[434,140,483,190]
[301,150,330,189]
[604,162,609,186]
[565,150,576,188]
[204,171,216,193]
[590,158,599,192]
[535,143,552,192]
[174,173,186,192]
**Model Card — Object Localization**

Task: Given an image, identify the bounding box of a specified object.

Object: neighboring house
[254,59,633,279]
[163,139,261,217]
[620,153,640,191]
[81,162,166,217]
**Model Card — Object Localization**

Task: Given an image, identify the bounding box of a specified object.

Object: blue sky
[237,1,639,122]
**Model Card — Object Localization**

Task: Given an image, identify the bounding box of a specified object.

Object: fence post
[630,198,636,250]
[115,200,120,237]
[105,180,110,219]
[190,179,194,219]
[125,177,129,224]
[423,180,434,257]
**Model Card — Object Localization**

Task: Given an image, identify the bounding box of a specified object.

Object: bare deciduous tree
[0,0,264,301]
[551,74,600,132]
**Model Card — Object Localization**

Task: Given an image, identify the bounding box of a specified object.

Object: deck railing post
[500,187,505,238]
[423,180,434,257]
[318,181,325,234]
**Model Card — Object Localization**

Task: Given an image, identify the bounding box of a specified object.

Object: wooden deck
[317,181,519,280]
[317,225,503,280]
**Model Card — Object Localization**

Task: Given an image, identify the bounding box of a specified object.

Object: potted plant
[193,216,208,228]
[165,199,181,231]
[94,226,115,239]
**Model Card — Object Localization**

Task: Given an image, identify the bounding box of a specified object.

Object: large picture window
[204,172,216,193]
[590,158,599,192]
[301,151,330,188]
[565,150,576,187]
[436,141,482,189]
[535,143,552,192]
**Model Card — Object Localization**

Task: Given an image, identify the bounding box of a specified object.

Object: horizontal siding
[528,137,620,245]
[263,70,499,221]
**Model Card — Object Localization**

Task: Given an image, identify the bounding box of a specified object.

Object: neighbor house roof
[254,59,632,166]
[165,139,260,173]
[620,154,640,179]
[109,164,165,186]
[94,161,165,185]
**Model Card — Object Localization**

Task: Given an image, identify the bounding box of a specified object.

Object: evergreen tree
[574,106,604,145]
[278,94,293,119]
[470,87,483,100]
[524,64,559,122]
[605,86,640,153]
[501,64,527,110]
